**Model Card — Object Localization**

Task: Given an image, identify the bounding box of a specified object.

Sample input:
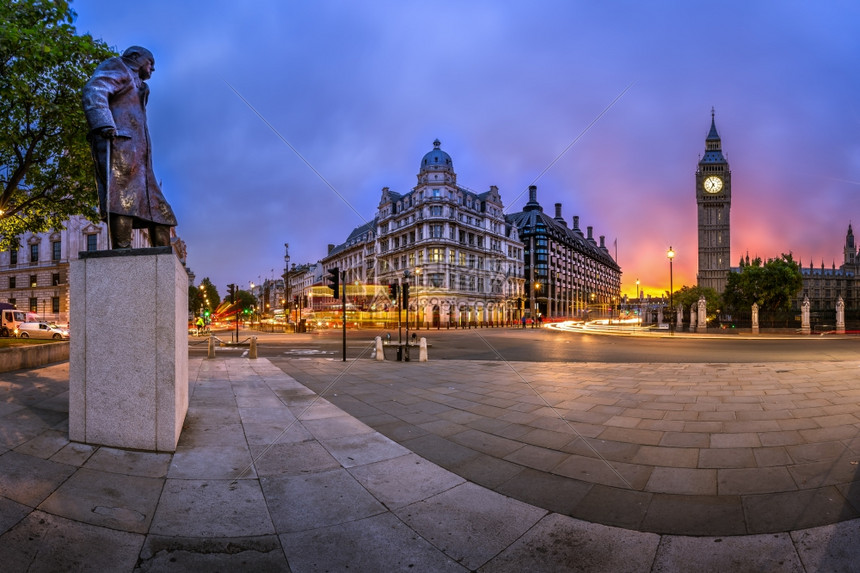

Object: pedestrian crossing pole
[341,270,346,362]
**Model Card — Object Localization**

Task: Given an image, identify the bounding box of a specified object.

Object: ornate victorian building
[506,186,621,319]
[321,140,526,326]
[697,110,732,293]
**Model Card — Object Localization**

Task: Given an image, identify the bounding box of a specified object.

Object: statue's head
[122,46,155,80]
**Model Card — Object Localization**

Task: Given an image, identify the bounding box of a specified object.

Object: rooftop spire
[707,107,720,141]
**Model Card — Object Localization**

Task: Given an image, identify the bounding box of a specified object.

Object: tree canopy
[234,289,257,313]
[0,0,115,248]
[723,254,803,323]
[671,285,722,316]
[196,278,220,313]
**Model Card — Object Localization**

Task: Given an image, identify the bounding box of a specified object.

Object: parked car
[16,322,69,340]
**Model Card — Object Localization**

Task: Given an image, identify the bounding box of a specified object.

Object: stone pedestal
[69,247,188,452]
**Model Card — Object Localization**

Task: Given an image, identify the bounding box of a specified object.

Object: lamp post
[667,246,675,335]
[635,278,640,325]
[414,268,422,330]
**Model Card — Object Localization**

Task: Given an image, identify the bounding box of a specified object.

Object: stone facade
[506,186,621,319]
[321,140,526,326]
[794,223,860,314]
[696,110,732,293]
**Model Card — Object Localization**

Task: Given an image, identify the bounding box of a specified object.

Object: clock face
[703,176,723,194]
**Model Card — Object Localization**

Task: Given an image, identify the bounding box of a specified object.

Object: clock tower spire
[696,109,732,293]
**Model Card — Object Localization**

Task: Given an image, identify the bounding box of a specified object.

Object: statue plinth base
[69,247,188,452]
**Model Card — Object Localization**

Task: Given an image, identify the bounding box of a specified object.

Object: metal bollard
[207,334,215,359]
[249,336,258,359]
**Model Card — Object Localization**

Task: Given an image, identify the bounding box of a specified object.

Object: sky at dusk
[70,1,860,299]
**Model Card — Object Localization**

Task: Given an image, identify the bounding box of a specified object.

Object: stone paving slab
[1,357,860,570]
[275,357,860,538]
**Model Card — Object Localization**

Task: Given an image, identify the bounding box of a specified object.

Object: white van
[0,305,38,337]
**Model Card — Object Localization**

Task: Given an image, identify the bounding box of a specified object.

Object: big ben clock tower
[696,109,731,293]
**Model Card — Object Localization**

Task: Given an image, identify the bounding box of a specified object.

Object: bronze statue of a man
[82,46,177,249]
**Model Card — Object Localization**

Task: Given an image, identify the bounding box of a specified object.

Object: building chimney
[327,243,335,254]
[600,235,606,248]
[529,185,537,203]
[587,226,593,240]
[573,216,580,231]
[553,203,567,226]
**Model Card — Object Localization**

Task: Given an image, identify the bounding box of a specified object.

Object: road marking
[282,349,334,355]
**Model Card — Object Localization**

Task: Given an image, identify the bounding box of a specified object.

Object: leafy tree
[0,0,115,248]
[723,254,803,326]
[197,277,220,313]
[188,285,202,315]
[671,285,722,317]
[235,289,256,313]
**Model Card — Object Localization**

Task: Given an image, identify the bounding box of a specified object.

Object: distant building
[321,139,526,326]
[284,262,321,314]
[506,186,621,319]
[0,215,189,325]
[793,223,860,315]
[696,110,732,293]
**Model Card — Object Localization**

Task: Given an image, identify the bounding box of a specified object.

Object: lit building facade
[794,223,860,315]
[696,110,732,293]
[321,140,526,326]
[506,186,621,319]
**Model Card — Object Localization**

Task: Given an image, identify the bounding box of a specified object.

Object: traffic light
[388,283,399,301]
[203,308,210,318]
[228,284,236,303]
[401,282,409,309]
[293,295,299,306]
[302,295,308,307]
[327,267,340,298]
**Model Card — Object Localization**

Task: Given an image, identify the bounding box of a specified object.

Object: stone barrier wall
[0,341,69,373]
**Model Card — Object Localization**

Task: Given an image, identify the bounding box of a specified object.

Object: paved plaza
[0,355,859,571]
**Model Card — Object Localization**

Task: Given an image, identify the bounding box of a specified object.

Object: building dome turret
[420,139,453,174]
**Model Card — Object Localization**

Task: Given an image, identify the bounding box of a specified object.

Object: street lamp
[667,246,675,334]
[636,278,640,324]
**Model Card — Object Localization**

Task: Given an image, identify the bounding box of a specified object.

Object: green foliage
[723,254,803,324]
[0,0,116,247]
[671,285,722,316]
[235,289,256,312]
[188,285,201,314]
[197,277,220,311]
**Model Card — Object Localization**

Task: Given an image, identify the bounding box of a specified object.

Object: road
[190,326,860,363]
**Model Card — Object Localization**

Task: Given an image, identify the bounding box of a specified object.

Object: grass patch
[0,338,58,348]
